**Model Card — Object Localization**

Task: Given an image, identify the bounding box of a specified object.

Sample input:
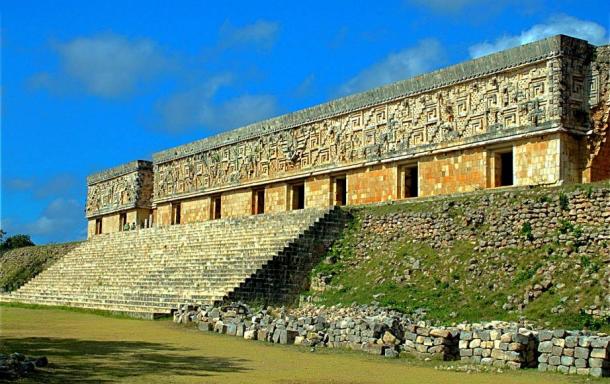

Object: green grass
[0,242,81,292]
[0,301,164,320]
[0,306,599,383]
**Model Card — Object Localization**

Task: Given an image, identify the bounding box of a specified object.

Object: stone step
[2,207,338,315]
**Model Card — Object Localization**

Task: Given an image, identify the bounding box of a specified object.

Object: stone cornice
[152,35,590,165]
[87,160,153,186]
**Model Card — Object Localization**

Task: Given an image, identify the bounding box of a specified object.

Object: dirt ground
[0,306,600,383]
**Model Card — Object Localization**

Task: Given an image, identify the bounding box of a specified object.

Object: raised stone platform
[1,208,346,316]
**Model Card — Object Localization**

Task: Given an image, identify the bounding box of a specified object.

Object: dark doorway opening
[171,203,181,225]
[292,184,305,210]
[499,151,514,186]
[253,189,265,214]
[213,196,222,219]
[335,177,347,206]
[95,218,103,235]
[403,166,419,198]
[119,213,127,231]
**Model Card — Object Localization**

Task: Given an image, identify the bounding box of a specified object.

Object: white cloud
[469,15,610,58]
[3,198,85,244]
[34,174,77,199]
[219,20,280,50]
[213,94,278,129]
[31,34,171,98]
[5,178,34,191]
[337,39,444,96]
[25,198,83,237]
[407,0,482,12]
[293,74,316,98]
[157,74,278,133]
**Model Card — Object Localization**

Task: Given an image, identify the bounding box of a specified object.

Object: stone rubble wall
[537,330,610,377]
[348,185,610,317]
[458,327,538,369]
[402,324,459,360]
[359,187,610,256]
[174,303,610,377]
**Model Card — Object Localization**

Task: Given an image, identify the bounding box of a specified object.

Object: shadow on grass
[0,337,250,383]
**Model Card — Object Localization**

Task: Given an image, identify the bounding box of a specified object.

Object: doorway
[499,151,514,186]
[212,196,222,219]
[95,218,103,235]
[334,176,347,206]
[291,184,305,210]
[253,189,265,214]
[119,212,127,231]
[171,203,181,225]
[403,166,419,198]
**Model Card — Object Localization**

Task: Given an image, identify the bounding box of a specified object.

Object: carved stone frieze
[152,58,562,201]
[86,161,153,218]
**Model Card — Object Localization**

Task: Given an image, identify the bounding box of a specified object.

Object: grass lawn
[0,305,601,383]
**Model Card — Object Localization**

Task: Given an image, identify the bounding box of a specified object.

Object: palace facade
[85,35,610,237]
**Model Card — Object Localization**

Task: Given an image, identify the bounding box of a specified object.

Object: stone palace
[85,35,610,237]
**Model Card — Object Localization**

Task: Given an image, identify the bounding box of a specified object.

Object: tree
[0,233,35,252]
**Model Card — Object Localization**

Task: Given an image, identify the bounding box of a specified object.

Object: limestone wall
[347,164,397,205]
[513,134,561,186]
[537,330,610,375]
[419,148,488,196]
[265,183,289,213]
[221,189,252,218]
[305,176,333,208]
[181,197,211,224]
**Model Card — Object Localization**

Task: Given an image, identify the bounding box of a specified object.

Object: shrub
[558,220,575,235]
[578,310,610,331]
[559,192,569,211]
[0,234,35,253]
[521,222,534,241]
[538,195,551,203]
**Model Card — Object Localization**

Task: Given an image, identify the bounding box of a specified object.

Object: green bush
[0,234,35,253]
[558,220,575,235]
[559,192,569,211]
[521,222,534,241]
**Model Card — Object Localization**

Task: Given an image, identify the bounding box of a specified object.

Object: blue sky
[1,0,609,244]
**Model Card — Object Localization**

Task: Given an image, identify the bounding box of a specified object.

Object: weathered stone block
[557,365,570,374]
[561,356,574,366]
[244,330,257,340]
[538,341,553,356]
[197,322,212,332]
[539,330,553,341]
[591,348,608,359]
[548,355,561,366]
[574,358,587,368]
[552,346,563,356]
[574,347,590,359]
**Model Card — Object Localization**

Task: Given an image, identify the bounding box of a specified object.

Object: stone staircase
[0,207,346,318]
